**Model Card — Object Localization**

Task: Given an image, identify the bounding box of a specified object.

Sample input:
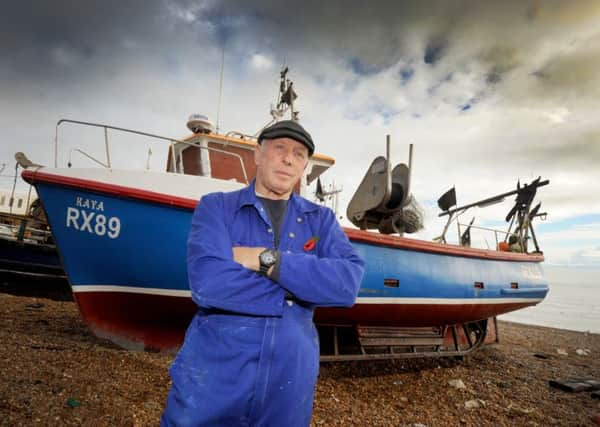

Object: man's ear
[254,143,261,166]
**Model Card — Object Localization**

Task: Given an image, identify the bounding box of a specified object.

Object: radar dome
[187,114,214,134]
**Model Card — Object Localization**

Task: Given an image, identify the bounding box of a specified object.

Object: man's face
[254,137,309,197]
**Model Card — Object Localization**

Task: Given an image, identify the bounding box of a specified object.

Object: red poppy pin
[303,236,320,252]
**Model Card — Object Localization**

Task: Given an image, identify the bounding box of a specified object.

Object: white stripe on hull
[72,285,544,305]
[73,285,190,297]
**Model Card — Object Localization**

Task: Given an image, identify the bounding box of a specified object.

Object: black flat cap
[257,120,314,156]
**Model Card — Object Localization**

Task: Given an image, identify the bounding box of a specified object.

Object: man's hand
[232,246,265,272]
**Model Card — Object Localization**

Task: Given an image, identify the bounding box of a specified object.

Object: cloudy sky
[2,0,599,266]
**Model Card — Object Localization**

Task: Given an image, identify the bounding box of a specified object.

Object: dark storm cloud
[3,0,600,162]
[186,1,442,71]
[424,38,448,65]
[0,0,222,84]
[1,1,161,56]
[182,0,600,114]
[5,0,599,94]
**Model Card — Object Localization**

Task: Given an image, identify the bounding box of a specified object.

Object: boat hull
[23,168,549,351]
[0,237,64,278]
[71,289,523,352]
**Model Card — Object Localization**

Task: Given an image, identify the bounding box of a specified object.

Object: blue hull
[36,181,548,303]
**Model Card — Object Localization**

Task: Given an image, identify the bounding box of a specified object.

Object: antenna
[146,147,152,170]
[215,43,226,133]
[269,66,298,122]
[256,67,301,135]
[314,178,343,216]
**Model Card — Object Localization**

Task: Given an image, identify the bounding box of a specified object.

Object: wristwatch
[259,249,278,275]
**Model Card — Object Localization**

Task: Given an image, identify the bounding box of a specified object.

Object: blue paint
[37,184,190,289]
[36,182,548,302]
[354,243,547,300]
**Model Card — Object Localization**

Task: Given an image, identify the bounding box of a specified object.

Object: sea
[499,265,600,334]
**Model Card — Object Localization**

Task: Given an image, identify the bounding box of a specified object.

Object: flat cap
[257,120,314,156]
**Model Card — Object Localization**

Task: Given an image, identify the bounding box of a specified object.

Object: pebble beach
[1,281,599,426]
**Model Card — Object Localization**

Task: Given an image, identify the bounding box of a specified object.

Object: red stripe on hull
[73,291,533,351]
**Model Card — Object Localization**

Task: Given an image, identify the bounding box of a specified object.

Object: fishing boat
[0,163,64,280]
[21,71,548,360]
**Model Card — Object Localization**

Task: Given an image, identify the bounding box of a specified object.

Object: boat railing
[225,130,258,140]
[456,221,513,250]
[0,212,54,246]
[55,119,249,183]
[437,178,549,253]
[1,172,37,217]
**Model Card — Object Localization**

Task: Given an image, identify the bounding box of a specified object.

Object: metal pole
[529,222,540,253]
[26,184,33,216]
[386,135,390,165]
[406,143,413,204]
[456,211,462,244]
[386,135,391,201]
[406,144,413,190]
[289,82,295,120]
[505,214,515,242]
[104,127,111,168]
[54,123,59,168]
[216,44,225,133]
[170,144,176,173]
[17,218,27,243]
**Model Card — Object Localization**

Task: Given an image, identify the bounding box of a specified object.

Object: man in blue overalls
[161,120,365,426]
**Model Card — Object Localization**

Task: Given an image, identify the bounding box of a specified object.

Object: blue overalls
[161,181,364,426]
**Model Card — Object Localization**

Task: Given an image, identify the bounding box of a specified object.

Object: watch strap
[259,263,270,275]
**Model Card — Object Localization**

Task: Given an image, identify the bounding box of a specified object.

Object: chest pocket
[278,212,318,255]
[228,206,274,248]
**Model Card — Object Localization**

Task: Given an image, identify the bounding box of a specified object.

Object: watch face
[260,250,277,266]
